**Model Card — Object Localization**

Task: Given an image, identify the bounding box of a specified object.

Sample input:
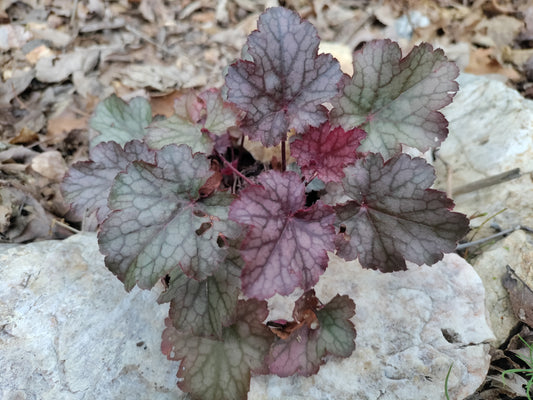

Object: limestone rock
[436,74,533,345]
[0,234,493,399]
[437,73,533,230]
[471,231,533,344]
[250,253,494,400]
[0,233,182,400]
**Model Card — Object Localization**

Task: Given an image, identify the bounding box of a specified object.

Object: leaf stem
[281,140,286,172]
[218,152,255,186]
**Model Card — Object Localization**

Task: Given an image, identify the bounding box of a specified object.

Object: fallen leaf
[465,47,521,80]
[31,151,68,181]
[9,127,39,145]
[46,107,89,144]
[502,265,533,327]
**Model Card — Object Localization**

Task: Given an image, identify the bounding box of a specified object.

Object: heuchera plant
[61,7,469,400]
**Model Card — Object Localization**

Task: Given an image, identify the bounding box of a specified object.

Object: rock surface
[0,233,182,400]
[252,253,493,400]
[437,73,533,229]
[1,234,493,399]
[437,74,533,345]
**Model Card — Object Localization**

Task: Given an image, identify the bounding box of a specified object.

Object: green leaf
[98,144,239,290]
[158,247,243,338]
[144,114,214,153]
[330,40,458,159]
[161,299,274,400]
[90,95,152,148]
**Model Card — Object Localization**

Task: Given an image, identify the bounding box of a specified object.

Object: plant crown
[62,6,469,400]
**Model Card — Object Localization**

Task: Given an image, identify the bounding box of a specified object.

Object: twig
[453,168,521,196]
[70,0,79,28]
[457,225,529,250]
[51,218,80,234]
[217,153,255,186]
[124,24,176,56]
[281,140,286,172]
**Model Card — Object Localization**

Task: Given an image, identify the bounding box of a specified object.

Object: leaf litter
[2,0,533,398]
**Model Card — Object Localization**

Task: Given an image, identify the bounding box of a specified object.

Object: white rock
[1,234,493,399]
[0,233,182,400]
[437,74,533,345]
[250,253,493,400]
[470,230,533,345]
[437,73,533,229]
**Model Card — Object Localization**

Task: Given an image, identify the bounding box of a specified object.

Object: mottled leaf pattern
[225,7,342,147]
[90,95,152,147]
[330,40,459,159]
[291,121,366,183]
[267,290,356,377]
[158,247,243,338]
[330,153,469,272]
[61,140,154,223]
[229,171,336,298]
[200,88,241,136]
[144,114,214,154]
[98,144,239,290]
[161,299,274,400]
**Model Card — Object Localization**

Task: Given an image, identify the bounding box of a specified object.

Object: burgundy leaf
[330,40,459,159]
[225,7,342,147]
[291,121,366,183]
[329,153,469,272]
[267,290,356,377]
[61,140,155,223]
[229,170,336,299]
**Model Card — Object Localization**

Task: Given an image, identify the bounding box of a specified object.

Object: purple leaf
[330,40,459,159]
[291,121,366,183]
[61,140,155,223]
[267,290,356,377]
[98,144,240,290]
[161,299,274,400]
[328,153,469,272]
[225,7,342,147]
[90,95,152,147]
[158,247,243,338]
[229,170,336,299]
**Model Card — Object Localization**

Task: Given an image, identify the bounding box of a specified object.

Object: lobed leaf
[161,299,274,400]
[225,7,342,147]
[90,95,152,147]
[291,121,366,183]
[61,140,155,223]
[267,290,356,377]
[229,171,336,299]
[330,40,459,159]
[158,247,243,338]
[98,144,240,290]
[328,153,469,272]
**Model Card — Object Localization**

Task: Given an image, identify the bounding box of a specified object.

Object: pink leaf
[267,290,356,377]
[229,171,336,299]
[291,121,366,183]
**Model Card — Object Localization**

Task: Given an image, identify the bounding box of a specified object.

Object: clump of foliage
[62,7,469,400]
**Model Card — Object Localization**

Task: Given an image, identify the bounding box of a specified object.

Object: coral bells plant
[61,6,469,400]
